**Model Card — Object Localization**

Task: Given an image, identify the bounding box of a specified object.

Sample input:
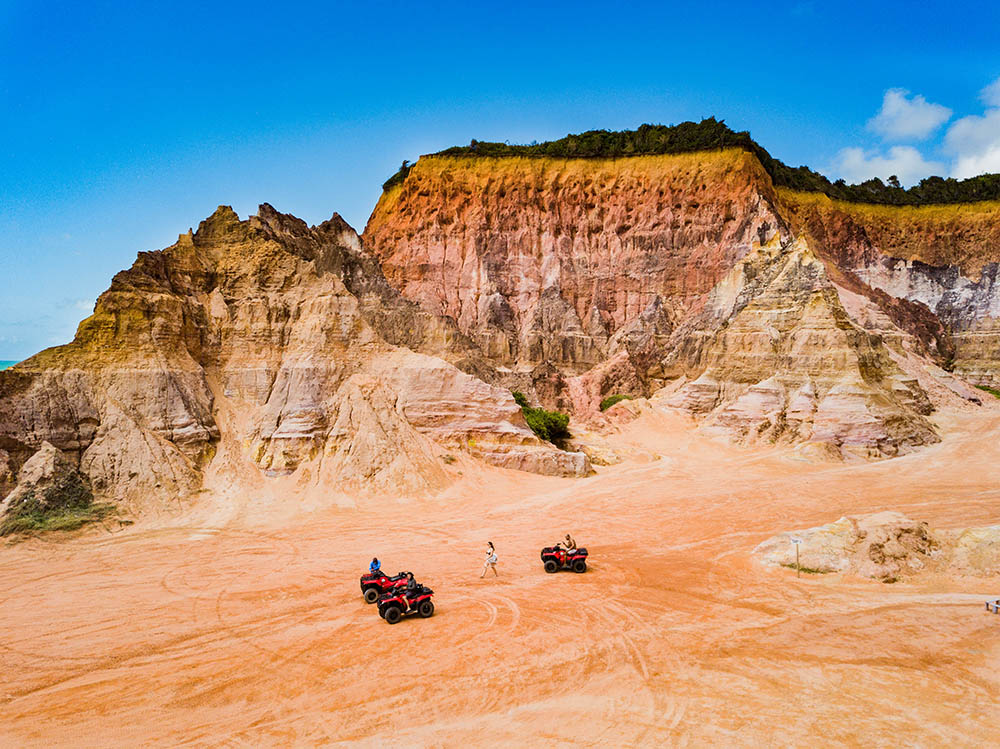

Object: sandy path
[2,407,1000,746]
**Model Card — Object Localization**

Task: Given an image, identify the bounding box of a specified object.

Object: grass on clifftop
[384,118,1000,206]
[512,391,570,442]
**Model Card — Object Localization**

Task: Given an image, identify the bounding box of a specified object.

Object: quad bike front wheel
[419,600,434,618]
[384,606,402,624]
[364,587,380,604]
[543,560,558,573]
[572,559,587,573]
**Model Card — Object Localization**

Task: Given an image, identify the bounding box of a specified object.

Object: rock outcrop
[0,205,590,507]
[753,511,1000,581]
[782,192,1000,387]
[658,238,937,458]
[4,134,998,510]
[364,149,954,458]
[1,441,93,520]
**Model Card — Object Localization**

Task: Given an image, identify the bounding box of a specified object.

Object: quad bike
[377,585,435,624]
[360,570,410,603]
[540,546,588,573]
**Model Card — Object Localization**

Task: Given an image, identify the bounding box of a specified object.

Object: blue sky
[1,0,998,360]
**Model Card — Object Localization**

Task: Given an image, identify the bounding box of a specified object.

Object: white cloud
[867,88,952,141]
[833,145,946,187]
[833,78,1000,183]
[943,79,1000,179]
[981,76,1000,107]
[72,299,94,313]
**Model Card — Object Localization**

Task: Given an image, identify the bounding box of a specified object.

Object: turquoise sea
[0,360,18,370]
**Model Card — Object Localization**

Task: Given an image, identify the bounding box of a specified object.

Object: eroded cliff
[781,191,1000,387]
[365,150,785,375]
[3,133,998,511]
[364,149,965,459]
[0,205,589,509]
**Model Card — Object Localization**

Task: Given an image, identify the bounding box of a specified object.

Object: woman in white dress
[480,541,498,578]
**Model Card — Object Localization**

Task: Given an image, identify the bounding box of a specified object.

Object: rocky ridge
[3,138,999,511]
[364,149,980,459]
[0,205,589,511]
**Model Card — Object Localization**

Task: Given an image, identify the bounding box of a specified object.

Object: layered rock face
[365,151,785,375]
[658,238,937,458]
[364,150,958,459]
[0,441,93,520]
[0,205,589,507]
[782,192,1000,387]
[3,144,996,508]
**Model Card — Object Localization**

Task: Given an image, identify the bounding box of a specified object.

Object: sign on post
[791,537,803,577]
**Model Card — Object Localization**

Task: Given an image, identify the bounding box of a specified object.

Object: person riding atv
[377,576,435,623]
[359,569,409,603]
[540,536,588,573]
[555,533,577,560]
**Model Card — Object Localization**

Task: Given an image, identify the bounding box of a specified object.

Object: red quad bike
[540,546,588,573]
[359,570,410,604]
[377,585,435,624]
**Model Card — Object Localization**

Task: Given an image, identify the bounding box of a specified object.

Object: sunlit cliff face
[365,150,785,372]
[364,149,999,460]
[781,192,1000,386]
[2,147,998,509]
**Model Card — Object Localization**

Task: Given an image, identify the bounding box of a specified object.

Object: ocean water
[0,360,18,370]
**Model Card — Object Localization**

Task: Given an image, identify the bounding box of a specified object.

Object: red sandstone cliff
[3,143,998,513]
[364,149,997,459]
[779,192,1000,386]
[365,151,785,375]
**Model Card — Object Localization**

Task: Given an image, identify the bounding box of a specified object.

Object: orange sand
[2,407,999,745]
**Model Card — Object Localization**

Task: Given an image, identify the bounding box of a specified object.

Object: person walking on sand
[480,541,498,578]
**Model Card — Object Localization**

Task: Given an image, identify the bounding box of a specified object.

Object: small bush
[975,385,1000,399]
[599,394,632,411]
[511,391,570,442]
[523,408,570,442]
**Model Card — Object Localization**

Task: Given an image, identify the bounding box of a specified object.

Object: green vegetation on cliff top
[382,118,1000,206]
